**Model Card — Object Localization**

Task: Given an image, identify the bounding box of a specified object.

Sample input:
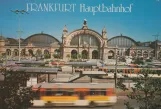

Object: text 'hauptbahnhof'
[0,20,161,61]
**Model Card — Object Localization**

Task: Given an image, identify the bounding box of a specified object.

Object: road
[29,96,139,109]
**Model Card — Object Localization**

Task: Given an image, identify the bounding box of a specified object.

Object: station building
[0,20,160,61]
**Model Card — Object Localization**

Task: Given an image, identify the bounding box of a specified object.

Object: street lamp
[115,45,118,88]
[11,10,28,61]
[152,33,159,59]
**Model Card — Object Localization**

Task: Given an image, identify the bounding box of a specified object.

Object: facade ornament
[62,25,68,46]
[63,25,68,33]
[102,27,107,39]
[82,19,88,29]
[63,25,68,37]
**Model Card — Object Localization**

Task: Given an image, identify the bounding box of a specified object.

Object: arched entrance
[54,49,60,59]
[36,49,42,57]
[150,51,154,58]
[143,51,148,58]
[137,51,142,57]
[71,50,78,59]
[108,50,114,59]
[92,50,99,59]
[158,52,161,59]
[82,50,88,59]
[44,49,49,55]
[44,49,50,59]
[21,49,26,56]
[131,51,136,57]
[13,49,19,56]
[28,49,34,57]
[6,49,11,56]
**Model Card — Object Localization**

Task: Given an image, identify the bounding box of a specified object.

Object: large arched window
[70,34,99,47]
[92,50,99,59]
[71,50,78,59]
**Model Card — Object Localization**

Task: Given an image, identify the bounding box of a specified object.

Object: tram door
[76,91,87,100]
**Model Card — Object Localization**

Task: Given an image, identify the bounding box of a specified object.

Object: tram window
[68,91,74,96]
[90,89,97,95]
[101,91,106,95]
[55,91,63,96]
[90,89,106,96]
[40,91,45,96]
[46,90,53,96]
[90,91,95,95]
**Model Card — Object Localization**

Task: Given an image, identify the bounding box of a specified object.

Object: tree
[117,69,161,109]
[28,49,34,57]
[133,57,144,65]
[71,54,77,59]
[77,54,82,59]
[53,54,60,59]
[146,59,152,62]
[0,68,38,109]
[44,54,51,59]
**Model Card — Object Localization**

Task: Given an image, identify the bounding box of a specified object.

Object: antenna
[152,32,160,59]
[152,32,159,40]
[1,30,2,36]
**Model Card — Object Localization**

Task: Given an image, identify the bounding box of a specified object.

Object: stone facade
[0,20,159,61]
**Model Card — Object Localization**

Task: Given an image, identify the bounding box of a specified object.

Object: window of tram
[46,89,53,96]
[55,90,63,96]
[90,89,106,96]
[68,89,74,96]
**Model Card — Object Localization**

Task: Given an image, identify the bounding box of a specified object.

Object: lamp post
[11,10,28,61]
[152,33,159,59]
[115,45,118,88]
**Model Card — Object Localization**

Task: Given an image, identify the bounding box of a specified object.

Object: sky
[0,0,161,42]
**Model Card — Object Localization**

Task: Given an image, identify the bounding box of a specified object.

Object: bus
[32,83,117,107]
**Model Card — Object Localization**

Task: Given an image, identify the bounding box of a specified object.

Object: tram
[99,67,141,74]
[32,83,117,107]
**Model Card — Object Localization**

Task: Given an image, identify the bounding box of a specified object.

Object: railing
[68,73,80,82]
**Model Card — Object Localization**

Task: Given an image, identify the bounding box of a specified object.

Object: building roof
[15,61,45,64]
[135,46,153,49]
[0,35,6,40]
[66,61,98,66]
[108,35,137,47]
[6,38,18,44]
[23,33,60,46]
[33,83,114,89]
[9,67,59,74]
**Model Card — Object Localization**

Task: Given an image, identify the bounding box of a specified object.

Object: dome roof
[108,35,137,47]
[0,35,6,40]
[6,38,18,44]
[23,33,60,45]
